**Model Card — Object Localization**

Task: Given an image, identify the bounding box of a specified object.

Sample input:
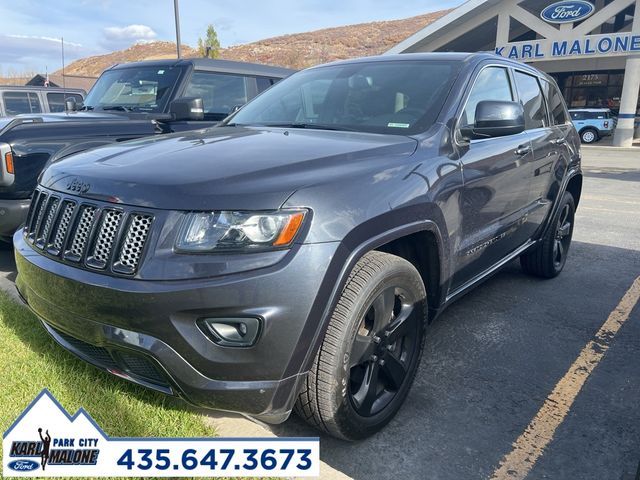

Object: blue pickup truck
[569,108,615,144]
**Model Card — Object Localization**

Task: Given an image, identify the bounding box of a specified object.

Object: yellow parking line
[490,276,640,480]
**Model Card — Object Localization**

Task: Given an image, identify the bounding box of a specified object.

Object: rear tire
[580,128,598,144]
[520,191,575,278]
[295,251,427,441]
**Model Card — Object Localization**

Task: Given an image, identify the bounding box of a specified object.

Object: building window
[551,70,626,112]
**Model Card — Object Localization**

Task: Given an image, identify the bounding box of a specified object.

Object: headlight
[175,210,307,252]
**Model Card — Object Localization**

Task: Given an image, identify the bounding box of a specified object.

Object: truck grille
[24,189,153,275]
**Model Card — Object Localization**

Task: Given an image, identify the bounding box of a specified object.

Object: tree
[197,24,220,59]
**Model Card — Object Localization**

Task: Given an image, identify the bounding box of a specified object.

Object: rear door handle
[515,145,531,156]
[551,137,567,145]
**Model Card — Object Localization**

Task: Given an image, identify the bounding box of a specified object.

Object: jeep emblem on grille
[66,178,91,194]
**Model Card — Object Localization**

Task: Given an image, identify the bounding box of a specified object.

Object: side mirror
[470,100,525,139]
[65,97,78,112]
[169,97,204,121]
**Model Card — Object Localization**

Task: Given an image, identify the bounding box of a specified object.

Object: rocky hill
[59,9,449,75]
[59,42,198,77]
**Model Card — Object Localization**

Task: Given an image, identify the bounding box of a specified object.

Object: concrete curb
[582,145,640,154]
[202,412,352,479]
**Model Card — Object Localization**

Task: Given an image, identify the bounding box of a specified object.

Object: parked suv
[14,53,582,440]
[0,59,293,243]
[0,86,85,117]
[569,108,615,143]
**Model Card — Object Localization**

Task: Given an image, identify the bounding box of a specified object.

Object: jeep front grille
[24,188,153,275]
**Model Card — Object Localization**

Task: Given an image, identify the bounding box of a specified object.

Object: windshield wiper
[101,105,134,112]
[258,122,356,132]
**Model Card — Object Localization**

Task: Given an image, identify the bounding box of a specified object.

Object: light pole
[173,0,182,58]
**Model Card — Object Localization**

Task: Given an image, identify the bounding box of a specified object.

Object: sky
[0,0,460,75]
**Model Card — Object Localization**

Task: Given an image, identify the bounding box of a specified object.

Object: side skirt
[443,239,537,306]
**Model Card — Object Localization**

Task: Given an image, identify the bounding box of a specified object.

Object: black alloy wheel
[295,251,427,440]
[349,286,420,417]
[521,191,576,278]
[553,203,572,270]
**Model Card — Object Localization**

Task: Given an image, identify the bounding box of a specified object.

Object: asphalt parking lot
[0,147,638,480]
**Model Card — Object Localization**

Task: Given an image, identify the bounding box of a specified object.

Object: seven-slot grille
[24,189,153,275]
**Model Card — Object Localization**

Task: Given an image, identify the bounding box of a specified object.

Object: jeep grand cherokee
[14,53,582,440]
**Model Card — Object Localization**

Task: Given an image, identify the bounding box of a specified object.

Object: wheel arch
[295,219,447,378]
[566,173,583,207]
[375,230,442,319]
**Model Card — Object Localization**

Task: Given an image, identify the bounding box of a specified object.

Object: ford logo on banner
[541,1,595,23]
[8,459,40,471]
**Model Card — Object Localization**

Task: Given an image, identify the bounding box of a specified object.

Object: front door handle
[515,145,532,156]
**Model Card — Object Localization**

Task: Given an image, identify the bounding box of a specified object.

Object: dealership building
[388,0,640,146]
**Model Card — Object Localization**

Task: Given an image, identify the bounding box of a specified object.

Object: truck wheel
[580,128,598,144]
[295,251,427,440]
[520,191,575,278]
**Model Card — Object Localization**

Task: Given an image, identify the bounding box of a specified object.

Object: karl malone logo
[541,1,596,23]
[4,390,101,474]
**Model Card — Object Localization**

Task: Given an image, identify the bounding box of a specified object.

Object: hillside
[59,42,198,77]
[59,9,450,76]
[217,9,450,68]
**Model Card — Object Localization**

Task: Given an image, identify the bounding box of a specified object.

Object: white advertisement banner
[3,390,320,477]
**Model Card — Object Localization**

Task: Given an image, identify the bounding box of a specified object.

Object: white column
[496,13,510,46]
[613,0,640,147]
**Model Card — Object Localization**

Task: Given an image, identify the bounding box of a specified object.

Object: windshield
[227,60,461,135]
[83,66,184,112]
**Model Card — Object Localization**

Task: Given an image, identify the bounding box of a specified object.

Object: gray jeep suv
[14,53,582,440]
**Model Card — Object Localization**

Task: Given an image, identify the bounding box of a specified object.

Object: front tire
[295,251,427,440]
[521,191,575,278]
[580,128,598,144]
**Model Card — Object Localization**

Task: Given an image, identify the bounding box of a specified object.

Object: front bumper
[0,198,30,240]
[14,231,340,423]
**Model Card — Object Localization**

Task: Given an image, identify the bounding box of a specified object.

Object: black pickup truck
[0,58,293,242]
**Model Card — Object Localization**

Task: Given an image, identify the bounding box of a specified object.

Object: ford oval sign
[541,1,595,23]
[8,459,40,472]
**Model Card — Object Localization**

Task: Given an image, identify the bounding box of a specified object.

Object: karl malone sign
[496,32,640,62]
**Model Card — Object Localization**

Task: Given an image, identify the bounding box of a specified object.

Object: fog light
[199,317,261,347]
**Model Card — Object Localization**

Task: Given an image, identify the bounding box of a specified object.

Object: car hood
[41,126,419,210]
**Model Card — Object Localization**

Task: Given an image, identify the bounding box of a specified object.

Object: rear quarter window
[542,80,569,125]
[514,71,547,129]
[2,91,42,115]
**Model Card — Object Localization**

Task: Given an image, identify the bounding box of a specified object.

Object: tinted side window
[514,71,546,129]
[183,71,248,120]
[3,91,42,115]
[256,77,275,93]
[542,81,569,125]
[571,111,587,120]
[461,67,513,128]
[47,93,84,113]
